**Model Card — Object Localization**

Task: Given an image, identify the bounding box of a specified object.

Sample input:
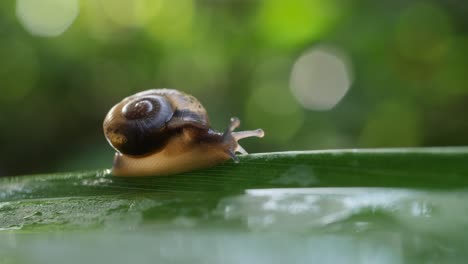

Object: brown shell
[104,88,265,176]
[103,88,211,157]
[134,89,210,130]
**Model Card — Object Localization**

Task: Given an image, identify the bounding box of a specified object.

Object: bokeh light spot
[146,0,194,43]
[290,45,353,111]
[99,0,162,28]
[16,0,79,37]
[258,0,344,48]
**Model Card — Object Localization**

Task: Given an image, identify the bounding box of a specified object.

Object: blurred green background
[0,0,467,176]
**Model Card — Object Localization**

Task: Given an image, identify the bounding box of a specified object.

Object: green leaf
[2,148,468,263]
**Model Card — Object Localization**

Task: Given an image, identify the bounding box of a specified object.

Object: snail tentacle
[222,117,264,161]
[104,89,264,176]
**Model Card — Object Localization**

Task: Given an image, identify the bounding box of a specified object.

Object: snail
[103,89,264,176]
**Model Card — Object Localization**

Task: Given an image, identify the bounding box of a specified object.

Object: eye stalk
[103,88,264,176]
[222,117,265,162]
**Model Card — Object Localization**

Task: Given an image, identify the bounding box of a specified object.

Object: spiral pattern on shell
[103,94,174,156]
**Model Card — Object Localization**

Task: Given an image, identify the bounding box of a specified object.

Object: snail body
[103,89,264,176]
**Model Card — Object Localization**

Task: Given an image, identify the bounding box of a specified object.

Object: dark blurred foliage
[0,0,467,176]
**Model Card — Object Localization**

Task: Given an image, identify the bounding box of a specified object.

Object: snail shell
[103,89,264,176]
